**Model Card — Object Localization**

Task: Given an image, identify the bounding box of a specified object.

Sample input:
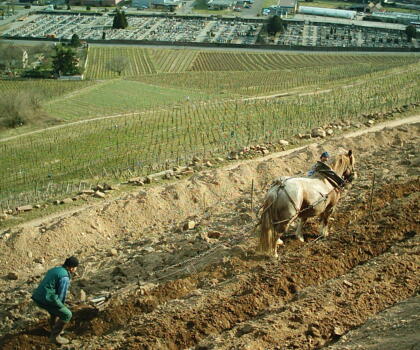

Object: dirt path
[0,119,418,349]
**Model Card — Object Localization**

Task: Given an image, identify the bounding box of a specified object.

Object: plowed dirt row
[112,181,420,350]
[194,235,419,350]
[0,121,419,350]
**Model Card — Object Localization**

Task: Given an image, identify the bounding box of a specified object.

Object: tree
[112,9,128,29]
[267,15,285,35]
[0,43,23,72]
[106,56,129,76]
[405,25,417,42]
[122,11,128,28]
[70,33,81,48]
[52,45,80,76]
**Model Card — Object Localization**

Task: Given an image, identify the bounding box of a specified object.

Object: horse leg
[295,218,307,242]
[319,207,334,238]
[274,227,284,259]
[274,221,290,258]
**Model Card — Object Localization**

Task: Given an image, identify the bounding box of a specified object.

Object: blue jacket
[32,266,71,308]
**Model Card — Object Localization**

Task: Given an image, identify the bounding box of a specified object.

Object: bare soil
[0,119,419,350]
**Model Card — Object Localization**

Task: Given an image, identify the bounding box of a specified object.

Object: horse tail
[257,193,277,255]
[257,178,299,256]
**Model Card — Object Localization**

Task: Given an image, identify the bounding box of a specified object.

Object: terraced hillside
[0,48,419,211]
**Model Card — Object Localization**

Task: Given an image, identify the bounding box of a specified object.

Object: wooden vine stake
[368,173,376,217]
[251,179,254,214]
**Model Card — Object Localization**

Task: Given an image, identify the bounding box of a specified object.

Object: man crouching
[32,256,79,345]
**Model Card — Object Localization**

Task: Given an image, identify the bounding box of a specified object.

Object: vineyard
[44,49,420,121]
[84,46,420,79]
[84,47,156,79]
[1,57,419,209]
[134,62,413,97]
[44,79,213,121]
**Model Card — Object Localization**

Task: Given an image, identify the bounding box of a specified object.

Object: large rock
[60,198,73,204]
[94,191,106,199]
[6,272,18,280]
[208,231,222,239]
[16,205,33,212]
[298,133,311,139]
[79,189,95,195]
[311,128,327,138]
[183,221,196,231]
[108,248,118,257]
[129,177,143,184]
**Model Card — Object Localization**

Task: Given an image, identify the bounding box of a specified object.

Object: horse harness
[269,177,338,226]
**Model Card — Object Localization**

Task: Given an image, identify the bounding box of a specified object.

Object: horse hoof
[276,238,284,246]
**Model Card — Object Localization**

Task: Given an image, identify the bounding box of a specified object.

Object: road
[240,0,265,17]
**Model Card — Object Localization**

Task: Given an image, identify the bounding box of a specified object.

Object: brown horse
[258,150,355,258]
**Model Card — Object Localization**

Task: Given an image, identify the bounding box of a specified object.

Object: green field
[1,47,419,209]
[44,79,213,120]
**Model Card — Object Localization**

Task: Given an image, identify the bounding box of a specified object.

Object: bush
[86,6,91,10]
[22,68,53,79]
[0,91,44,129]
[2,113,25,128]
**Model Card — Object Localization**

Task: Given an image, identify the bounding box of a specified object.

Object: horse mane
[330,153,350,175]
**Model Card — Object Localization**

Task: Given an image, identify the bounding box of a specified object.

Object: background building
[369,11,420,24]
[298,6,357,20]
[69,0,122,6]
[207,0,236,10]
[277,0,297,16]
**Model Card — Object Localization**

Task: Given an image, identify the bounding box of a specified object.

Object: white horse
[257,150,355,258]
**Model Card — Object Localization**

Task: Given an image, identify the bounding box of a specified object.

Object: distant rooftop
[153,0,180,4]
[277,0,297,7]
[208,0,235,6]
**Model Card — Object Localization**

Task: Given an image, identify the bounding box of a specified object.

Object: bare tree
[106,56,129,76]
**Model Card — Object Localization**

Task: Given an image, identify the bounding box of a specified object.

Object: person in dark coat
[308,152,345,188]
[32,256,79,345]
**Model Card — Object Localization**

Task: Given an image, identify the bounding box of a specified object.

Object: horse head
[332,150,356,183]
[342,150,356,183]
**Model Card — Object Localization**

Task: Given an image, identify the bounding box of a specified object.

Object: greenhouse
[298,6,357,20]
